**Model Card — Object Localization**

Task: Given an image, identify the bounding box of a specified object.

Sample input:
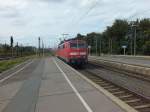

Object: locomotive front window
[70,43,86,48]
[70,43,77,48]
[78,43,86,48]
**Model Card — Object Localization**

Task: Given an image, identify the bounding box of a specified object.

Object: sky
[0,0,150,47]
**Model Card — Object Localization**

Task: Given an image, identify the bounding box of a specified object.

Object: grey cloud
[2,12,20,18]
[36,0,66,3]
[0,7,20,19]
[0,0,150,44]
[12,19,28,26]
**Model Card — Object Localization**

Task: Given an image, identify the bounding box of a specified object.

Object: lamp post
[132,24,137,56]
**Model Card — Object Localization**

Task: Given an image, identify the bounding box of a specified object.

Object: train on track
[56,38,88,65]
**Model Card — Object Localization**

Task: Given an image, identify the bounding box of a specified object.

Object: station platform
[35,58,126,112]
[89,55,150,67]
[0,57,133,112]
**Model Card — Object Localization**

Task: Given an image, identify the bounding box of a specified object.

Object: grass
[0,56,35,73]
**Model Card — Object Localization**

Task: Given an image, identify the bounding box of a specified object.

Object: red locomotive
[56,39,88,65]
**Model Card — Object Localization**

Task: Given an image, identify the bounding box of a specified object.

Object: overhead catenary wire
[68,0,99,32]
[67,0,150,39]
[76,0,99,24]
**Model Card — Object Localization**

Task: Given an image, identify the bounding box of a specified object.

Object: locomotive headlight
[70,52,78,55]
[80,52,86,55]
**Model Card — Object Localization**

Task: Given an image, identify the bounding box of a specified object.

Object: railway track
[78,64,150,112]
[0,56,19,61]
[0,57,13,61]
[88,59,150,82]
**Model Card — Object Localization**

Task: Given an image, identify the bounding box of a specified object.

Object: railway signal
[10,36,14,57]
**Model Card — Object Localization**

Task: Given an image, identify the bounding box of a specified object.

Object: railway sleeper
[134,104,150,110]
[107,88,120,92]
[81,69,150,112]
[99,83,111,87]
[92,79,104,82]
[95,81,106,83]
[118,94,133,99]
[124,99,141,103]
[112,91,125,95]
[96,82,108,85]
[137,107,150,112]
[130,102,149,107]
[103,85,115,89]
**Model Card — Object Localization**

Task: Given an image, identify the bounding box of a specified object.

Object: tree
[75,33,85,39]
[143,41,150,55]
[103,19,128,54]
[81,18,150,55]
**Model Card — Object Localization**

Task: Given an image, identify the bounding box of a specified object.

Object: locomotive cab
[57,39,88,65]
[68,40,88,65]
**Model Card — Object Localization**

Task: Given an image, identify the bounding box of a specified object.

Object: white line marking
[56,58,138,112]
[53,59,93,112]
[0,60,34,83]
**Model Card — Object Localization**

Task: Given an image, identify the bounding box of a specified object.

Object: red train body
[56,39,88,65]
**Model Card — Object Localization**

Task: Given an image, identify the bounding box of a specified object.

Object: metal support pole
[42,41,44,57]
[132,24,137,56]
[134,27,136,56]
[124,48,126,55]
[16,42,18,56]
[130,40,132,55]
[110,38,112,55]
[89,47,91,56]
[38,37,41,56]
[99,37,101,56]
[96,36,98,56]
[88,46,91,56]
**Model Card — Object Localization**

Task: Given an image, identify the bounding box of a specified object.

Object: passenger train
[56,39,88,65]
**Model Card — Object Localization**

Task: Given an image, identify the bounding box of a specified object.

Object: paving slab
[36,58,88,112]
[0,57,128,112]
[36,58,126,112]
[0,81,23,112]
[0,59,44,112]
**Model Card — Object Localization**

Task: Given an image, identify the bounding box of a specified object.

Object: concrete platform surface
[0,57,127,112]
[89,55,150,67]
